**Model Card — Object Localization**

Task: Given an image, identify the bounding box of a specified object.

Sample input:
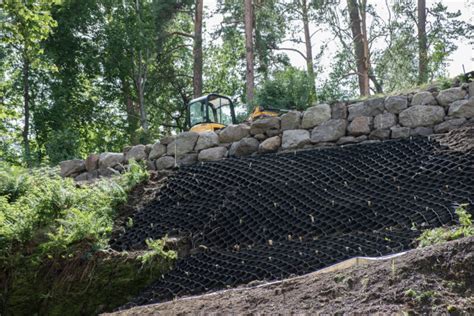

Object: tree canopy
[0,0,472,166]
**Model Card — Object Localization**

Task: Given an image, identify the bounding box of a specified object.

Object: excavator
[186,93,282,133]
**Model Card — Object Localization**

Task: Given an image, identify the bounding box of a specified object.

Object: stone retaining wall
[60,83,474,181]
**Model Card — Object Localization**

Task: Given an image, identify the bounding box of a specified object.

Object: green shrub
[0,160,149,259]
[139,236,178,265]
[417,204,473,248]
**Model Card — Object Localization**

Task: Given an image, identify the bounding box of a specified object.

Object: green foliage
[417,204,473,248]
[256,66,314,111]
[0,160,149,260]
[139,236,178,265]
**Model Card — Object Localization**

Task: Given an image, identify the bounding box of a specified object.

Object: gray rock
[125,144,147,161]
[177,153,198,167]
[411,91,437,105]
[369,129,390,140]
[411,127,433,136]
[99,152,124,169]
[448,98,474,118]
[254,133,267,141]
[156,156,175,170]
[145,144,153,155]
[301,104,331,129]
[218,124,251,143]
[229,137,260,157]
[281,111,301,131]
[281,129,310,150]
[469,81,474,97]
[167,131,200,158]
[399,105,445,127]
[337,135,367,145]
[330,102,347,119]
[60,159,86,177]
[148,142,167,160]
[347,101,384,121]
[160,135,176,145]
[347,116,372,136]
[98,167,119,177]
[266,129,280,137]
[198,146,228,161]
[385,96,408,114]
[85,154,99,172]
[258,136,281,153]
[391,126,410,139]
[436,87,467,106]
[195,131,219,151]
[434,118,467,133]
[146,160,156,171]
[311,119,347,143]
[374,112,397,130]
[250,117,280,135]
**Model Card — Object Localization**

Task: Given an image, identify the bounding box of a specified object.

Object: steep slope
[106,236,474,315]
[110,136,474,308]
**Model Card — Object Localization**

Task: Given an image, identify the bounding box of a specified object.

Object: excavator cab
[186,94,237,133]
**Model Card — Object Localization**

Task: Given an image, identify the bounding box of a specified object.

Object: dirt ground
[105,236,473,315]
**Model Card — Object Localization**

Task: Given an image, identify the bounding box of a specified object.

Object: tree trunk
[244,0,255,105]
[123,82,140,145]
[301,0,317,101]
[193,0,203,98]
[22,57,31,166]
[347,0,369,96]
[417,0,428,84]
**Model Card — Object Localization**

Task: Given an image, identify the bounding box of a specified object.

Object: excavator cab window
[187,94,237,129]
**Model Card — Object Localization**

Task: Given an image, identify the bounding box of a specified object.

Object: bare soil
[105,236,474,315]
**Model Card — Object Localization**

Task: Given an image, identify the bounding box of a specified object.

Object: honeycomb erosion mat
[110,137,474,308]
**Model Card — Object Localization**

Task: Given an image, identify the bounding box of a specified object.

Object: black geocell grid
[110,137,474,308]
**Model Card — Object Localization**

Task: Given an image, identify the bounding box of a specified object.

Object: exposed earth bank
[106,236,473,315]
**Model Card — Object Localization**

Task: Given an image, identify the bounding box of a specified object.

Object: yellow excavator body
[186,94,283,133]
[189,122,227,133]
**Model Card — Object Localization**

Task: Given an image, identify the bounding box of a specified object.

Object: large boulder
[385,96,408,114]
[410,127,433,137]
[347,99,384,121]
[436,87,467,107]
[347,116,372,136]
[229,137,260,157]
[218,124,250,143]
[391,126,410,139]
[198,146,228,161]
[250,117,280,135]
[369,129,390,140]
[280,111,301,131]
[85,154,99,172]
[167,131,199,158]
[434,118,467,133]
[155,156,175,170]
[399,105,445,127]
[281,129,310,150]
[177,153,198,167]
[411,91,437,105]
[195,131,219,151]
[301,104,331,129]
[311,119,347,143]
[258,136,281,153]
[60,159,86,177]
[448,98,474,118]
[125,144,147,161]
[330,102,347,119]
[99,152,124,169]
[148,142,167,160]
[337,135,367,145]
[374,112,397,130]
[160,135,176,145]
